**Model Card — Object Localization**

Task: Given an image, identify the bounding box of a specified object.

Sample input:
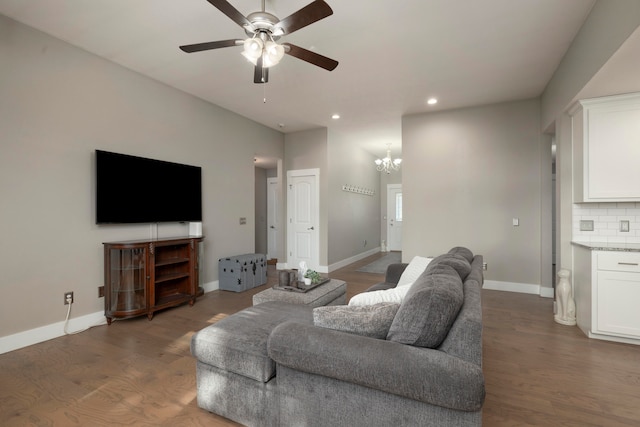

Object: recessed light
[331,114,340,119]
[427,98,438,105]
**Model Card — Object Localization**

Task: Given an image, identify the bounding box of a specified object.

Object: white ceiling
[1,0,598,158]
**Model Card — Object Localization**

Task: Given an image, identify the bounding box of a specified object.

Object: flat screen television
[96,150,202,224]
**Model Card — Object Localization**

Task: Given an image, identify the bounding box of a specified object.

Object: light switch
[512,218,519,226]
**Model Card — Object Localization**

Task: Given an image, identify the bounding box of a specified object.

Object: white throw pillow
[396,256,433,287]
[348,284,412,306]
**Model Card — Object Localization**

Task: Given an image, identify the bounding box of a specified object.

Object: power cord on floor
[63,299,105,335]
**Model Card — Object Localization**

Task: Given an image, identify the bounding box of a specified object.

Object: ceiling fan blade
[274,0,333,35]
[282,43,338,71]
[205,0,252,28]
[180,39,242,53]
[254,56,269,84]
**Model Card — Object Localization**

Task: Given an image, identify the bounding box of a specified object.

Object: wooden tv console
[103,236,203,324]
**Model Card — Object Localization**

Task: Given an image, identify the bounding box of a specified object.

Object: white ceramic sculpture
[554,269,576,326]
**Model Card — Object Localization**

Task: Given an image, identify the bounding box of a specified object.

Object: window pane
[396,193,403,221]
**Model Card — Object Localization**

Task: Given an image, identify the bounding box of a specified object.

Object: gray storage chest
[218,253,267,292]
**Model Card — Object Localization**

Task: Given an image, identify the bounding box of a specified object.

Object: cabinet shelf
[155,257,190,267]
[156,293,192,307]
[103,236,203,324]
[155,272,190,284]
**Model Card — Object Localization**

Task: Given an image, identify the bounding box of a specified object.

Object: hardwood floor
[1,253,639,426]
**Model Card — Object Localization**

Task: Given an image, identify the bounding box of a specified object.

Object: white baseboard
[483,280,554,298]
[0,281,225,355]
[277,247,381,274]
[0,310,107,355]
[202,280,219,293]
[327,247,382,273]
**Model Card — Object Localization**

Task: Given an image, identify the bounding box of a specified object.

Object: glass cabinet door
[108,247,146,314]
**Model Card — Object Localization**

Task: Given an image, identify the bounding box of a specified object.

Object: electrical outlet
[620,220,630,232]
[98,286,105,298]
[482,262,488,271]
[64,291,74,305]
[579,220,594,231]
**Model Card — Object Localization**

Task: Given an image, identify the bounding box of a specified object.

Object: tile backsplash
[573,202,640,243]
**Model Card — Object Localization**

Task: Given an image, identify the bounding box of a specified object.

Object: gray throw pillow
[387,272,463,348]
[313,302,400,339]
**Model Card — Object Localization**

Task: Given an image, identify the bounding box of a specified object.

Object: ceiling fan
[180,0,339,84]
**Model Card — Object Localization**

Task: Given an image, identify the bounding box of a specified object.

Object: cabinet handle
[618,262,639,266]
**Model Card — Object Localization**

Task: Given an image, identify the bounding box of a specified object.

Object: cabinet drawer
[597,251,640,272]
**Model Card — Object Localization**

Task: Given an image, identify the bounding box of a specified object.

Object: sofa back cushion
[386,264,464,348]
[448,246,474,263]
[426,253,472,281]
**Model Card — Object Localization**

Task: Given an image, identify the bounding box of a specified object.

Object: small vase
[303,278,312,285]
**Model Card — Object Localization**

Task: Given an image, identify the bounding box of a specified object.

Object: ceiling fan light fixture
[242,37,263,59]
[263,41,285,67]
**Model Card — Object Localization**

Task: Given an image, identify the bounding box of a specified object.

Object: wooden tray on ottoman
[252,279,346,307]
[272,278,330,293]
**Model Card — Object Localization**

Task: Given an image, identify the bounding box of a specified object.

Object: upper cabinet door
[571,92,640,202]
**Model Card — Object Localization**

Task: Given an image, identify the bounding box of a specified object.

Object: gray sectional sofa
[191,247,485,426]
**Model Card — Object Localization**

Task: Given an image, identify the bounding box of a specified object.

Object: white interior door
[267,177,279,260]
[287,169,319,270]
[387,184,403,251]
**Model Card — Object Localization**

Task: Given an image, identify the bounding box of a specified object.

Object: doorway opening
[254,157,282,264]
[386,184,403,252]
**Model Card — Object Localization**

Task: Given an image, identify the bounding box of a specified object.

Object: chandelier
[375,144,402,174]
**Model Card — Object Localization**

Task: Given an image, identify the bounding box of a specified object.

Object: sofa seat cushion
[313,302,400,338]
[191,301,313,383]
[387,265,464,348]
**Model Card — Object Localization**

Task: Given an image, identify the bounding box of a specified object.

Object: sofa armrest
[385,262,408,285]
[267,321,485,412]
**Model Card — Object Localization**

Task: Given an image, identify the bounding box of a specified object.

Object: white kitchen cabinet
[570,92,640,202]
[573,245,640,345]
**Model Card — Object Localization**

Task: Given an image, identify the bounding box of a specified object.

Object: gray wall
[541,1,640,277]
[541,0,640,130]
[327,129,381,265]
[402,99,545,287]
[0,16,283,338]
[284,128,383,269]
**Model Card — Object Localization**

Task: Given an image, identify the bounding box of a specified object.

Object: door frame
[286,168,320,271]
[266,177,279,261]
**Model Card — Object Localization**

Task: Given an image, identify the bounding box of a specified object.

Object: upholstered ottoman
[252,279,346,307]
[191,301,314,427]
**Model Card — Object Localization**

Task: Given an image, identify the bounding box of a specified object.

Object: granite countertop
[571,241,640,252]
